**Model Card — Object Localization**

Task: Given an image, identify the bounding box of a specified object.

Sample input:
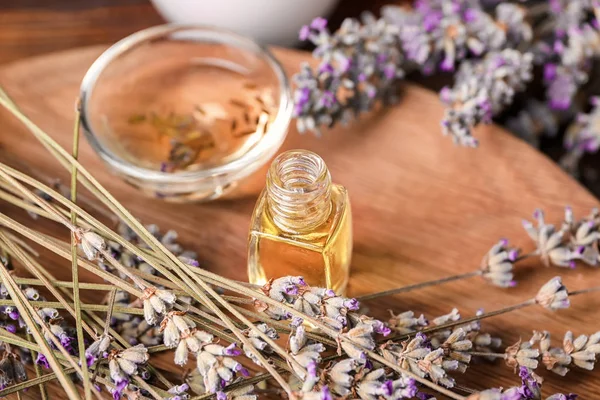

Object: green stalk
[0,298,144,315]
[3,277,121,291]
[69,102,91,400]
[358,270,482,301]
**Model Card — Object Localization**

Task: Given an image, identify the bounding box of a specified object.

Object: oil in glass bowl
[81,26,292,201]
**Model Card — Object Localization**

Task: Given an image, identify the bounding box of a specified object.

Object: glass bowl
[80,24,292,202]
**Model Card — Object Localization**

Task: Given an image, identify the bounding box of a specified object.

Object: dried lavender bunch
[440,49,534,147]
[290,0,600,196]
[294,15,404,135]
[292,1,535,137]
[534,0,600,111]
[1,172,597,400]
[382,1,531,74]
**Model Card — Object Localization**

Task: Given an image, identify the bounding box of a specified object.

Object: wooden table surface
[0,1,599,399]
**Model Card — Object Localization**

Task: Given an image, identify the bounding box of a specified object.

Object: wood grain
[0,1,164,65]
[0,0,400,65]
[0,46,599,399]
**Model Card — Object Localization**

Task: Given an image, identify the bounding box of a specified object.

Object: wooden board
[0,46,599,398]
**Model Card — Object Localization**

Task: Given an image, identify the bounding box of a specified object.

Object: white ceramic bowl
[150,0,340,46]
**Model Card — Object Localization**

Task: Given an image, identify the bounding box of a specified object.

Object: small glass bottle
[247,149,352,294]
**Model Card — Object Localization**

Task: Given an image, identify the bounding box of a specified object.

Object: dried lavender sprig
[440,48,534,147]
[521,207,600,269]
[470,327,600,378]
[358,271,481,301]
[294,15,404,135]
[359,239,520,302]
[387,277,578,343]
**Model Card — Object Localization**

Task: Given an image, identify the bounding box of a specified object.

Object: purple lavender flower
[310,17,328,31]
[299,25,311,41]
[235,363,250,377]
[216,392,227,400]
[293,12,404,135]
[441,49,533,146]
[6,308,18,321]
[61,335,73,349]
[35,353,50,369]
[319,63,334,75]
[167,383,190,400]
[111,379,128,400]
[517,367,542,399]
[320,386,333,400]
[546,68,577,110]
[223,343,241,357]
[343,298,359,311]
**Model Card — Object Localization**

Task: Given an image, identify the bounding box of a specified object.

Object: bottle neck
[266,150,332,234]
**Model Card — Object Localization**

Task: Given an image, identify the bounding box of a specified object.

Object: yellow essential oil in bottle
[248,149,352,295]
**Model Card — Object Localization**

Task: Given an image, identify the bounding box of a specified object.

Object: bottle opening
[266,150,332,233]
